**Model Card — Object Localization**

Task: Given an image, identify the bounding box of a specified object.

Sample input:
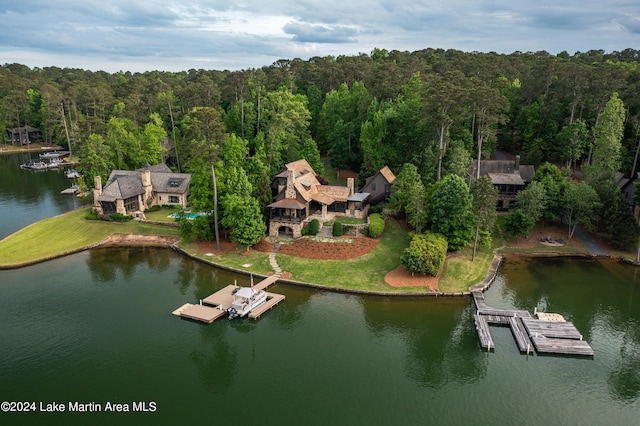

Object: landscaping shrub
[369,205,383,215]
[402,232,448,276]
[178,217,195,242]
[308,218,319,236]
[85,210,99,220]
[332,221,343,237]
[367,213,385,238]
[145,205,161,213]
[110,213,133,222]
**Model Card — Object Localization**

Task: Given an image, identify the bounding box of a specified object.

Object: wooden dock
[474,313,494,350]
[248,293,286,319]
[172,303,226,323]
[173,275,285,323]
[471,291,593,357]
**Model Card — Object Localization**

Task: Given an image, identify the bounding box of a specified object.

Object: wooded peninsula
[2,47,640,258]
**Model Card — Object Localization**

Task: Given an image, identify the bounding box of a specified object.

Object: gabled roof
[379,166,396,184]
[488,173,525,186]
[6,125,40,133]
[314,184,351,203]
[150,172,191,193]
[468,160,535,183]
[100,173,144,201]
[98,164,191,203]
[268,198,307,209]
[364,165,396,188]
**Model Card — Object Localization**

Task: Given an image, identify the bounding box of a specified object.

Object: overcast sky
[1,0,639,73]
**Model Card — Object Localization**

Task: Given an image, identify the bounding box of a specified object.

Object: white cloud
[0,1,638,72]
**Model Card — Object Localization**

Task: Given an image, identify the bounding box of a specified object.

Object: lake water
[0,153,639,425]
[0,152,81,239]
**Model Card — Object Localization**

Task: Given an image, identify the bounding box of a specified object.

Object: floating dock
[172,303,226,323]
[471,291,593,357]
[173,276,284,323]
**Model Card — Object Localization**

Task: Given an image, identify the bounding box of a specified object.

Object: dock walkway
[174,275,284,323]
[471,291,593,357]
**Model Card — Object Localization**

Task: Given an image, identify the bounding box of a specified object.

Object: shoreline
[2,230,633,297]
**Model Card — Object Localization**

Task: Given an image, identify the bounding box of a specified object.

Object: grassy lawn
[323,216,367,225]
[439,246,494,293]
[143,206,183,222]
[274,219,412,291]
[0,207,180,267]
[177,240,274,275]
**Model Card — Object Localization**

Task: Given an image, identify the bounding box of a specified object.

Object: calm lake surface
[0,151,81,239]
[1,153,639,425]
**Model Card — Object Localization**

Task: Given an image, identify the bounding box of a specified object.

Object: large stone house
[93,164,191,217]
[360,165,396,205]
[6,126,42,145]
[268,159,370,238]
[467,155,535,208]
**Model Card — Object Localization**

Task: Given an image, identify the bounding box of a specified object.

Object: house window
[124,196,139,212]
[371,182,377,191]
[169,196,180,204]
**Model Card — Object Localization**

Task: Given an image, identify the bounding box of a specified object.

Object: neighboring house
[618,172,640,222]
[360,165,396,205]
[93,163,191,217]
[268,159,370,238]
[6,126,42,145]
[467,155,535,208]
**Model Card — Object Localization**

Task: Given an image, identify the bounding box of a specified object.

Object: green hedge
[332,221,343,236]
[367,213,385,238]
[308,218,320,236]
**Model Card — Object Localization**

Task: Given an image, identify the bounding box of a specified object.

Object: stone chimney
[515,155,520,171]
[347,177,354,196]
[285,169,296,199]
[93,175,103,212]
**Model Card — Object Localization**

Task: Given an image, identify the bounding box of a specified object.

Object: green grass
[0,208,180,267]
[274,219,413,291]
[439,246,494,292]
[323,216,367,225]
[143,206,182,222]
[177,240,274,275]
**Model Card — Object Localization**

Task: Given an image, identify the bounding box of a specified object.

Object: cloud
[283,22,359,43]
[0,1,638,72]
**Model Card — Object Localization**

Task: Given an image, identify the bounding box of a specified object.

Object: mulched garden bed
[254,236,380,260]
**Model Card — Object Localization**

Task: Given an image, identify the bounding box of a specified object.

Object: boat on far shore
[20,159,48,170]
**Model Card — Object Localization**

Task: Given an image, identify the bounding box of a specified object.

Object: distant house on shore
[360,165,396,205]
[268,159,371,238]
[5,126,42,145]
[468,155,535,209]
[93,164,191,217]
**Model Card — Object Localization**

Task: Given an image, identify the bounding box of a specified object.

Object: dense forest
[2,47,640,251]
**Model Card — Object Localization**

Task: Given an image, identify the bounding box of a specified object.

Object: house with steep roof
[467,155,535,208]
[92,164,191,217]
[268,159,370,238]
[360,165,396,205]
[6,126,42,145]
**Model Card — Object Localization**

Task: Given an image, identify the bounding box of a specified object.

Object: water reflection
[0,152,81,239]
[362,296,486,388]
[498,255,640,403]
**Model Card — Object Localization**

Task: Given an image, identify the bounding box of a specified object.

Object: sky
[1,0,639,73]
